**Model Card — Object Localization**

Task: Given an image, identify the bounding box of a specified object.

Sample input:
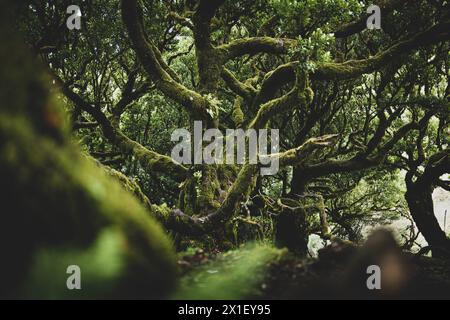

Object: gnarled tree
[17,0,450,253]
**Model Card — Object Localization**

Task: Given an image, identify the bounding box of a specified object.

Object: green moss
[179,177,198,215]
[196,49,225,94]
[232,97,245,127]
[0,23,178,297]
[314,59,373,80]
[0,115,177,298]
[196,166,222,213]
[19,228,126,299]
[217,164,239,190]
[174,244,287,300]
[210,164,258,229]
[231,164,258,199]
[121,135,188,181]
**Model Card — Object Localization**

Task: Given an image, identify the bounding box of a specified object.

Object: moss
[232,97,245,128]
[250,88,298,129]
[196,49,225,94]
[314,58,376,81]
[98,159,149,202]
[224,165,258,203]
[217,164,239,190]
[196,165,222,213]
[211,164,258,226]
[120,135,188,182]
[0,115,177,298]
[174,244,288,299]
[0,19,178,297]
[19,228,126,299]
[221,37,296,59]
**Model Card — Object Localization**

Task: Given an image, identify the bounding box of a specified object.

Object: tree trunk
[405,184,450,258]
[290,166,309,196]
[275,203,308,256]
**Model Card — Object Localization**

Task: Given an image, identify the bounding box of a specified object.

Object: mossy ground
[174,244,288,300]
[175,241,450,300]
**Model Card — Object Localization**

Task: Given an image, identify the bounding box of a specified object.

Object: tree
[16,0,450,253]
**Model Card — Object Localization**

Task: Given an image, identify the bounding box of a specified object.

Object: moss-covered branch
[55,75,189,182]
[0,11,177,297]
[246,21,450,89]
[121,0,214,123]
[316,20,450,80]
[277,135,340,167]
[203,164,259,227]
[231,97,245,128]
[249,69,312,130]
[221,68,257,102]
[249,88,299,129]
[167,11,194,29]
[92,157,197,233]
[251,62,298,110]
[220,37,297,60]
[334,0,408,38]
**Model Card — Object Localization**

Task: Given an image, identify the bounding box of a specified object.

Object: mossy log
[0,5,176,298]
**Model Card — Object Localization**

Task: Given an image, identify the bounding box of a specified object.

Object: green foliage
[325,170,407,241]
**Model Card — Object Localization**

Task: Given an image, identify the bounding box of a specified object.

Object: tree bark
[405,150,450,258]
[405,184,450,258]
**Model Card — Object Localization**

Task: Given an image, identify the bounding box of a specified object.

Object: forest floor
[260,247,450,299]
[176,239,450,300]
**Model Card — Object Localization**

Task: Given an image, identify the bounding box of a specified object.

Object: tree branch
[293,115,431,183]
[54,74,189,182]
[278,135,340,167]
[249,69,312,130]
[334,0,408,38]
[316,20,450,80]
[252,61,298,110]
[221,68,257,102]
[121,0,213,123]
[220,37,296,60]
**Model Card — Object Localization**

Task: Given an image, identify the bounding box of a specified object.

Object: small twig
[444,209,447,234]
